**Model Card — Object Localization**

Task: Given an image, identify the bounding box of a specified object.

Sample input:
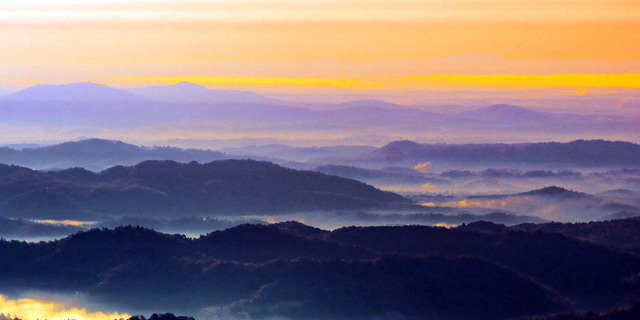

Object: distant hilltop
[368,139,640,167]
[3,138,639,172]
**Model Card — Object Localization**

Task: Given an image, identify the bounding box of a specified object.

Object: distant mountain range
[0,138,229,171]
[0,159,406,220]
[1,82,638,145]
[2,82,145,102]
[458,103,549,120]
[123,81,291,105]
[2,222,640,319]
[3,138,640,172]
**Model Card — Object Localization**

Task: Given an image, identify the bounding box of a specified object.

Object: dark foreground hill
[518,300,640,320]
[2,223,640,319]
[460,217,640,249]
[0,159,406,220]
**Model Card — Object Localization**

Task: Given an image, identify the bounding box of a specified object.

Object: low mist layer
[0,294,129,320]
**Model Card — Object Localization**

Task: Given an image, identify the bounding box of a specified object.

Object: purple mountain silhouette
[1,82,147,102]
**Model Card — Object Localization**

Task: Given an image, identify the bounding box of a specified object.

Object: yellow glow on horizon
[399,74,640,89]
[114,76,381,88]
[0,294,130,320]
[2,1,640,90]
[112,74,640,92]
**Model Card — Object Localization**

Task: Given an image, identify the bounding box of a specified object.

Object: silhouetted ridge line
[370,139,640,166]
[0,159,407,220]
[1,82,147,102]
[0,224,572,319]
[0,138,228,171]
[520,186,588,197]
[5,221,640,318]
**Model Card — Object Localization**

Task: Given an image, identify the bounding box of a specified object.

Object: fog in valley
[1,83,640,320]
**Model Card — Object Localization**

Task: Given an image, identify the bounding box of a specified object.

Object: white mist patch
[0,294,129,320]
[31,220,97,226]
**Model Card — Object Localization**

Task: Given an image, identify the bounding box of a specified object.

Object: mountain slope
[0,225,570,319]
[125,82,290,105]
[1,83,147,102]
[459,104,551,121]
[329,224,640,309]
[0,139,229,171]
[0,159,407,220]
[5,221,640,318]
[368,139,640,167]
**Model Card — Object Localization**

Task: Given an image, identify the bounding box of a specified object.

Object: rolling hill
[368,139,640,167]
[0,159,407,220]
[4,222,640,319]
[124,82,290,105]
[0,139,229,171]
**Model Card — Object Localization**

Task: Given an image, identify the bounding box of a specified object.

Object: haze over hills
[0,138,229,171]
[1,82,639,146]
[5,138,638,172]
[0,82,146,103]
[124,82,292,106]
[458,103,552,121]
[5,0,640,318]
[367,139,640,168]
[1,138,639,223]
[220,144,377,164]
[410,186,640,222]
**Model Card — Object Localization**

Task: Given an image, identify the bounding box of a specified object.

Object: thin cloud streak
[3,1,639,24]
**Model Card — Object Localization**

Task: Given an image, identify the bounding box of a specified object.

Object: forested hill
[2,222,640,319]
[0,159,406,220]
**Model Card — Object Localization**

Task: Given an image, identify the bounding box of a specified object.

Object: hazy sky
[1,0,640,96]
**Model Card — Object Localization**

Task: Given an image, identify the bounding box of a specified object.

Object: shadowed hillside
[368,139,640,167]
[0,224,570,320]
[0,159,407,220]
[2,223,640,319]
[0,139,228,171]
[460,217,640,249]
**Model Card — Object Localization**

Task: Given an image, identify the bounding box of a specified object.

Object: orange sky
[1,0,639,95]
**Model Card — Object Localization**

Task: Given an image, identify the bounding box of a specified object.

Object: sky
[1,0,640,99]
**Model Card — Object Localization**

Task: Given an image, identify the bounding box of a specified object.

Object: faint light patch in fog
[31,219,97,226]
[424,198,508,208]
[0,294,129,320]
[421,183,437,190]
[435,223,457,228]
[413,162,430,171]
